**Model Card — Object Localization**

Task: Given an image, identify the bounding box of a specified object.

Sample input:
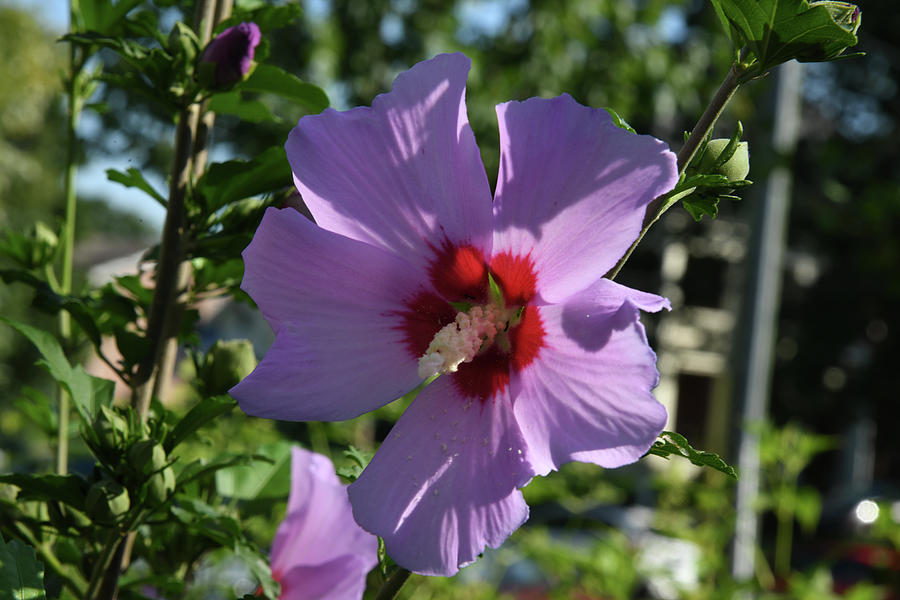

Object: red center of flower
[399,242,545,400]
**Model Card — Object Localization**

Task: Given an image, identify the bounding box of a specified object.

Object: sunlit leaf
[0,534,45,600]
[645,431,737,478]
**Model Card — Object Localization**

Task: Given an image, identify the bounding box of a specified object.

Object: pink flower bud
[201,22,261,87]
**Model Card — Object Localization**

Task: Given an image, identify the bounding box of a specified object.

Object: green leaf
[74,0,142,35]
[336,446,374,482]
[215,441,292,500]
[645,431,737,478]
[603,107,636,134]
[0,318,113,423]
[0,474,88,511]
[238,64,329,113]
[197,146,292,212]
[234,543,279,599]
[683,195,722,222]
[208,91,281,124]
[165,395,236,453]
[710,0,861,79]
[221,3,304,33]
[0,534,46,600]
[106,168,167,207]
[794,486,823,532]
[175,455,257,490]
[14,388,57,438]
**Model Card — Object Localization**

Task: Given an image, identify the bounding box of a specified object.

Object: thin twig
[606,64,743,281]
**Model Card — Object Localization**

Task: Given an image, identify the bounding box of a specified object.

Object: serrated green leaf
[238,64,329,113]
[0,534,46,600]
[165,395,236,452]
[710,0,860,78]
[683,196,721,221]
[106,167,166,207]
[645,431,737,478]
[208,91,281,124]
[0,318,88,421]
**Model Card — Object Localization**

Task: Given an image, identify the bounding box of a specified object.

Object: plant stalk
[773,486,794,576]
[375,568,413,600]
[57,9,86,475]
[149,0,232,404]
[12,520,88,596]
[606,64,742,281]
[131,101,199,418]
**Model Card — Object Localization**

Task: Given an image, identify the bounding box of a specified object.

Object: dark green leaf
[208,91,281,124]
[74,0,142,35]
[0,534,46,600]
[165,395,236,453]
[710,0,860,78]
[682,195,721,221]
[238,64,329,113]
[0,474,88,511]
[198,147,292,212]
[215,442,292,500]
[106,168,167,207]
[175,455,258,490]
[115,274,154,306]
[220,3,304,33]
[644,431,737,478]
[14,388,57,438]
[113,328,148,370]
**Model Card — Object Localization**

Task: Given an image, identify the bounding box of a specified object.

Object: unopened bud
[202,339,257,396]
[128,440,167,476]
[199,22,261,88]
[699,139,750,183]
[86,479,130,522]
[146,466,175,504]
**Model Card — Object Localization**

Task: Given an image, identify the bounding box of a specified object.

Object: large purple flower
[270,447,378,599]
[231,53,678,576]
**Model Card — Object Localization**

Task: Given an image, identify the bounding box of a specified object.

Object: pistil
[418,305,504,379]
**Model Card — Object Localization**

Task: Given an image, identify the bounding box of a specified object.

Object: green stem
[375,568,412,600]
[57,7,86,475]
[773,488,794,576]
[131,103,200,417]
[606,63,743,281]
[85,529,125,600]
[12,521,88,596]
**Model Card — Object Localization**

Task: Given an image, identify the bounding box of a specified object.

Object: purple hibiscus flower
[231,53,678,576]
[201,21,261,87]
[270,447,378,599]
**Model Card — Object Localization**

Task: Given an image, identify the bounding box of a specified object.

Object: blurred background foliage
[0,0,898,597]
